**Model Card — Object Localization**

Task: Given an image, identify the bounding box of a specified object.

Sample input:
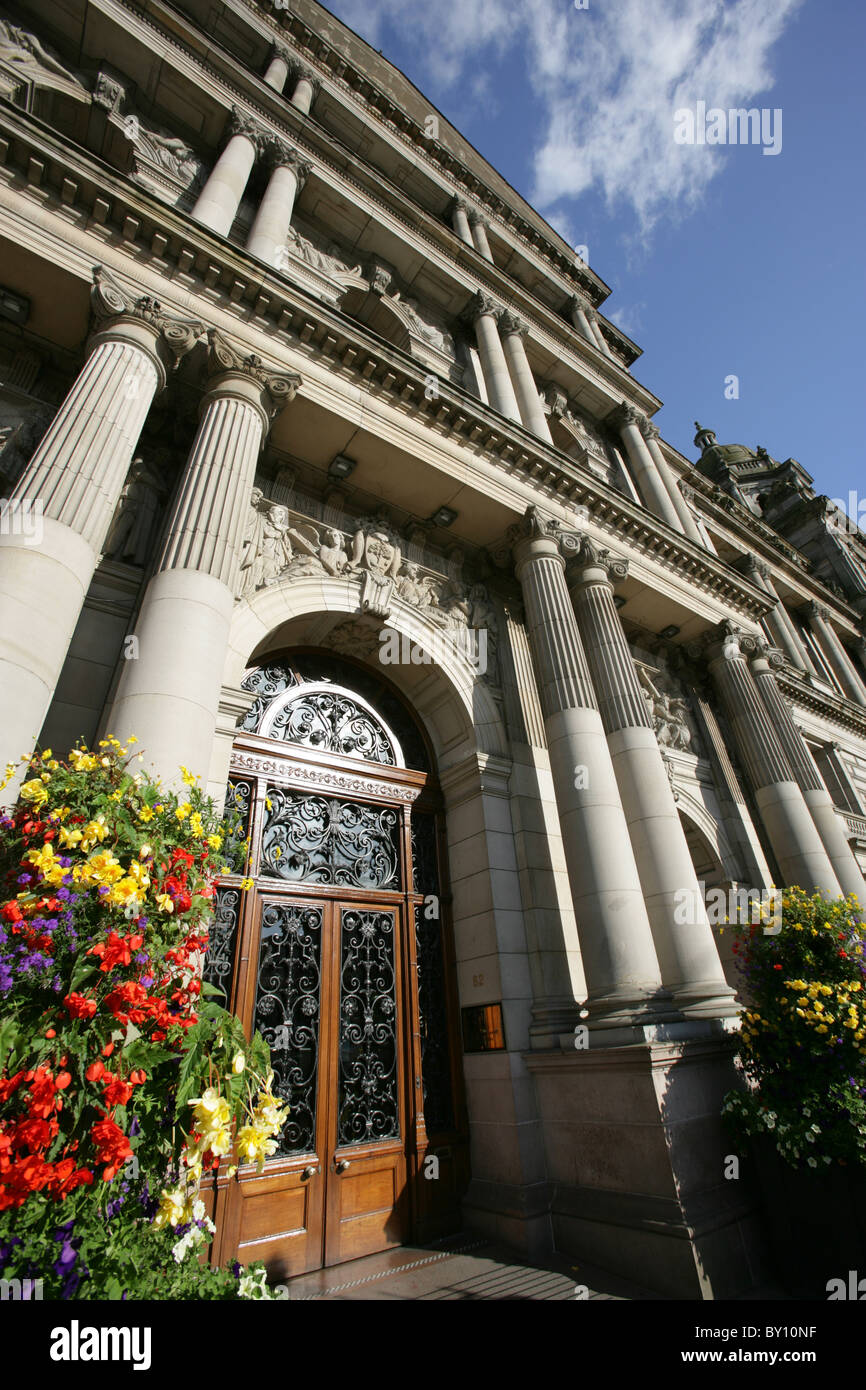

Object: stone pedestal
[525,1024,769,1298]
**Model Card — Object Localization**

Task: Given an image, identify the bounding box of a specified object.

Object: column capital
[639,418,661,442]
[90,265,203,382]
[561,532,629,585]
[204,329,300,428]
[264,137,312,182]
[606,400,645,433]
[271,42,292,65]
[449,195,473,216]
[498,310,528,338]
[803,600,830,623]
[743,555,770,581]
[461,289,500,325]
[742,633,787,670]
[584,306,600,324]
[227,105,269,155]
[467,207,488,228]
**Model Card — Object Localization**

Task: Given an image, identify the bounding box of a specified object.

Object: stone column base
[523,1024,770,1298]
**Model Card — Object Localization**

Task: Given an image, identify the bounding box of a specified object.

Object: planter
[747,1136,866,1298]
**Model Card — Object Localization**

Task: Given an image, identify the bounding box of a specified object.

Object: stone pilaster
[0,266,200,793]
[640,419,705,545]
[705,624,842,895]
[565,536,736,1017]
[510,507,669,1027]
[463,292,521,424]
[804,602,866,708]
[607,402,684,533]
[246,139,312,268]
[107,331,300,787]
[191,106,267,238]
[498,312,552,443]
[746,637,866,909]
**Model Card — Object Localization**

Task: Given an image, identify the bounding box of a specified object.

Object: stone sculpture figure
[103,455,167,566]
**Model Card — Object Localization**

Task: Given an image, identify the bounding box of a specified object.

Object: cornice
[0,105,771,625]
[778,670,866,738]
[126,0,611,310]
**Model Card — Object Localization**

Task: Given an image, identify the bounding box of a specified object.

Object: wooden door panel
[235,1167,324,1279]
[325,1151,406,1265]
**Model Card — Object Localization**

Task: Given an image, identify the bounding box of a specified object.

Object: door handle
[301,1165,319,1180]
[334,1159,351,1173]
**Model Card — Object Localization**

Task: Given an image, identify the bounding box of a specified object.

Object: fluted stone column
[584,306,613,359]
[464,292,521,424]
[641,420,705,546]
[746,560,813,674]
[450,197,474,247]
[608,402,684,533]
[679,484,718,554]
[468,209,494,262]
[706,625,842,895]
[246,139,311,267]
[804,603,866,707]
[567,295,597,348]
[566,538,736,1016]
[746,637,866,909]
[510,507,670,1027]
[263,45,291,92]
[499,312,553,443]
[855,637,866,682]
[107,331,299,787]
[0,266,199,795]
[290,67,319,115]
[191,107,264,238]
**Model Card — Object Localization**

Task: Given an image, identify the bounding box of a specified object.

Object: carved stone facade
[1,0,865,1304]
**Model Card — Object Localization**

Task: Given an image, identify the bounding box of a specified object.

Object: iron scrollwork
[202,885,242,1005]
[261,788,401,889]
[268,689,397,765]
[338,908,400,1145]
[252,901,323,1156]
[239,662,298,733]
[222,777,253,874]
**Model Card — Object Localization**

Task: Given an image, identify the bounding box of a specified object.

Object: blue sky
[323,0,865,516]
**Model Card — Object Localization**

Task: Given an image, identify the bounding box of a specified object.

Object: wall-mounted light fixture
[328,454,356,480]
[429,506,458,528]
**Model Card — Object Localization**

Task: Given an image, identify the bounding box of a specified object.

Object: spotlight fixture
[660,624,680,639]
[0,287,29,325]
[429,506,458,528]
[328,454,357,480]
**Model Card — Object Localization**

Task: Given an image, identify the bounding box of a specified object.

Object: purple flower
[56,887,71,902]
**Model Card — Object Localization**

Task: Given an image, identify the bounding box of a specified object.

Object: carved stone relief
[636,663,699,754]
[0,397,53,485]
[103,454,170,566]
[0,20,86,101]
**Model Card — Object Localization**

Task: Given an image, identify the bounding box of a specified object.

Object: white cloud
[326,0,802,235]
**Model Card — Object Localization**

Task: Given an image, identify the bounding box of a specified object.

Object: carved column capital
[584,306,599,324]
[506,504,562,549]
[265,137,312,183]
[449,195,473,216]
[90,265,203,376]
[467,207,488,228]
[606,400,644,433]
[744,555,770,581]
[561,532,629,585]
[205,328,300,425]
[498,310,528,338]
[803,600,830,623]
[227,105,269,155]
[461,289,500,325]
[639,418,661,442]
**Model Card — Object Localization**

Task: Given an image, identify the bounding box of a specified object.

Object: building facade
[1,0,865,1298]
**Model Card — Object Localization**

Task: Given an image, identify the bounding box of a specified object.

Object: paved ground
[283,1233,657,1300]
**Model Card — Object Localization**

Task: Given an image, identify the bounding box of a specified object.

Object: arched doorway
[205,651,468,1279]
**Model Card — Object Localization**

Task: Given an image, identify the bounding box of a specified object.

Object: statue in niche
[239,493,294,596]
[397,562,440,611]
[639,669,694,752]
[318,527,349,576]
[0,404,52,484]
[103,455,167,566]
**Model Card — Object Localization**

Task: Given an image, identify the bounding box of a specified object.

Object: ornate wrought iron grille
[222,778,253,875]
[337,908,400,1145]
[261,788,401,889]
[252,901,323,1156]
[239,663,298,733]
[412,813,455,1133]
[203,885,242,1004]
[266,688,397,765]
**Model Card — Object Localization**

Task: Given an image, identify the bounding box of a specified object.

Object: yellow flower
[128,736,138,744]
[207,834,223,852]
[59,826,84,848]
[19,779,48,809]
[175,803,191,822]
[231,1053,245,1075]
[180,765,198,787]
[190,812,204,838]
[154,1188,187,1230]
[239,878,254,891]
[156,893,175,914]
[69,748,98,773]
[138,806,154,823]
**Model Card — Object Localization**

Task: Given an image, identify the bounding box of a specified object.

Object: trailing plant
[0,739,285,1298]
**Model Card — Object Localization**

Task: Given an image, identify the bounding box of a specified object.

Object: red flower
[102,1075,133,1108]
[89,1115,132,1182]
[85,1061,105,1083]
[1,902,23,923]
[89,931,144,973]
[64,993,97,1020]
[55,1071,72,1090]
[773,964,782,971]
